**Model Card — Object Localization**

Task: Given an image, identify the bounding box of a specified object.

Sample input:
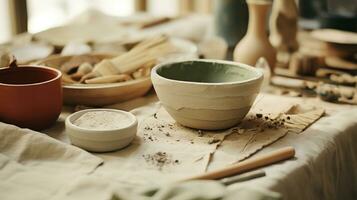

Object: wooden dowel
[116,55,157,74]
[183,146,295,181]
[109,36,167,65]
[84,74,131,84]
[110,42,174,74]
[111,52,151,68]
[220,170,266,185]
[90,35,175,79]
[131,35,167,52]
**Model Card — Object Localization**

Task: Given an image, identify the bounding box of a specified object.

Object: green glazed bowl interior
[156,60,260,84]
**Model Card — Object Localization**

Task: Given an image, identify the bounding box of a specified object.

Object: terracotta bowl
[151,59,263,130]
[0,64,62,130]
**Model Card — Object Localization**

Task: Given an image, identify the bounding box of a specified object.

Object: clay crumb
[142,152,178,170]
[256,114,286,129]
[143,133,158,142]
[154,113,158,119]
[237,128,245,134]
[208,138,221,144]
[197,130,204,137]
[144,126,153,131]
[256,113,263,118]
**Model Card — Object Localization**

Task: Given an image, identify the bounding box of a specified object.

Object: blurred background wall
[0,0,355,44]
[0,0,213,43]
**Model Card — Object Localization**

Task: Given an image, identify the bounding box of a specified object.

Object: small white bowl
[65,109,137,152]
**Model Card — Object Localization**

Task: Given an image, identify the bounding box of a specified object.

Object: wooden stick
[84,74,131,84]
[112,39,172,66]
[90,35,176,78]
[132,35,167,51]
[116,35,166,62]
[220,170,266,185]
[92,37,171,74]
[182,146,295,181]
[109,42,174,74]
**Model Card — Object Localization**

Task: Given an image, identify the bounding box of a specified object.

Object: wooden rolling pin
[183,146,295,181]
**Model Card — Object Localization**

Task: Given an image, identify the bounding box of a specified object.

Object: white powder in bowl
[73,111,133,130]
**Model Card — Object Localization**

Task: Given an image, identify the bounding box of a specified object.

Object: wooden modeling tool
[183,146,295,181]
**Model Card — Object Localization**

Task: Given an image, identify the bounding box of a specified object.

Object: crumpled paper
[93,106,231,186]
[94,95,325,186]
[207,95,325,171]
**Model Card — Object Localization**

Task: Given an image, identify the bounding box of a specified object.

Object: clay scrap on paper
[93,96,324,186]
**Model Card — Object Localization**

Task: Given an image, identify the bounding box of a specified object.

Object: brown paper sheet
[93,106,231,186]
[207,96,325,171]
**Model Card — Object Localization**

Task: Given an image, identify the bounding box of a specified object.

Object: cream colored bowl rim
[151,59,263,86]
[65,108,137,134]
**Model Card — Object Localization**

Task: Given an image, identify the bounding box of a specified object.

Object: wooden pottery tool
[220,170,266,185]
[183,146,295,181]
[325,57,357,71]
[311,29,357,45]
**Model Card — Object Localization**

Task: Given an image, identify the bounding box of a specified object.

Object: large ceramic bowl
[151,59,263,130]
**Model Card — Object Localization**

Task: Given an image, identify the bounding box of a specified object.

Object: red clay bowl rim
[0,65,62,87]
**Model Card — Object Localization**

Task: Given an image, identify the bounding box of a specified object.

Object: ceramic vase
[233,0,276,71]
[213,0,249,47]
[269,0,298,52]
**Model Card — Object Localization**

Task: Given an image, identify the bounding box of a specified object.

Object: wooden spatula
[183,146,295,181]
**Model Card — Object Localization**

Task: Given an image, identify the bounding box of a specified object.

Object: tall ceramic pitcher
[233,0,276,71]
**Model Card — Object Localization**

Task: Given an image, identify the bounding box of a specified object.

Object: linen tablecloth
[0,93,356,199]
